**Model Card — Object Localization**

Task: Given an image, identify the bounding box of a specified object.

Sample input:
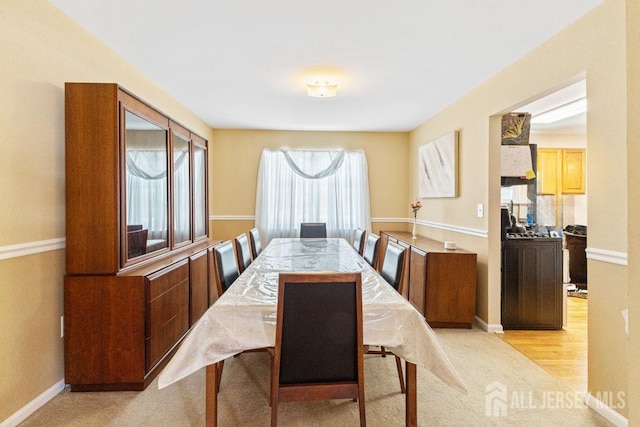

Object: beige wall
[409,0,629,418]
[209,129,409,242]
[626,0,640,422]
[530,133,587,148]
[2,0,637,424]
[0,1,213,422]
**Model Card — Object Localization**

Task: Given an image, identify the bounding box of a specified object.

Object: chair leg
[358,383,366,427]
[215,360,225,393]
[271,399,278,427]
[394,355,406,394]
[380,345,387,357]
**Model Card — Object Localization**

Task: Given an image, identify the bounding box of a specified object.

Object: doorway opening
[499,78,588,392]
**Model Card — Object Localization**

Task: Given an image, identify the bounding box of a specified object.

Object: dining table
[158,237,467,426]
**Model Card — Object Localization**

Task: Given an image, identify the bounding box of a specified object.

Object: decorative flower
[411,200,422,217]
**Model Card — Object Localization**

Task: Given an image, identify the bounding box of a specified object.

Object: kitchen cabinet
[381,231,477,328]
[501,238,563,330]
[537,148,585,195]
[537,148,561,195]
[562,149,586,194]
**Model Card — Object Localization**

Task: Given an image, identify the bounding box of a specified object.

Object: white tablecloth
[158,238,466,393]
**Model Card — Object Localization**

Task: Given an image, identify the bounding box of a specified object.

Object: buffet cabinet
[64,83,216,391]
[380,231,477,328]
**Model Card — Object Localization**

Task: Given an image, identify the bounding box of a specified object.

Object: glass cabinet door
[173,132,191,245]
[193,142,207,239]
[124,110,169,260]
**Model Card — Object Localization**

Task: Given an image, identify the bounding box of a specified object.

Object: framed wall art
[418,131,458,198]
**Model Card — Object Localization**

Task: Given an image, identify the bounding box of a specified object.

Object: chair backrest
[352,228,366,255]
[300,222,327,238]
[380,241,406,292]
[249,227,262,259]
[127,228,148,258]
[213,240,239,294]
[363,233,380,268]
[234,233,252,273]
[274,271,364,387]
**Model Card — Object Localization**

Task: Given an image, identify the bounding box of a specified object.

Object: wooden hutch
[64,83,219,391]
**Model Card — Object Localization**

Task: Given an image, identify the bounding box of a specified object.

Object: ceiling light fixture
[530,97,587,124]
[306,80,337,98]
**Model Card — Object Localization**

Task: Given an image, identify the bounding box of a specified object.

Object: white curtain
[126,150,170,240]
[193,146,207,237]
[173,151,190,243]
[255,148,371,244]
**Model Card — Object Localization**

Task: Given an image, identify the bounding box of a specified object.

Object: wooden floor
[500,295,588,392]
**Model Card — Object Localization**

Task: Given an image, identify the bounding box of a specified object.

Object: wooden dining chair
[234,232,252,273]
[213,240,240,296]
[271,272,366,427]
[367,241,407,393]
[249,227,263,259]
[299,222,327,238]
[362,233,380,269]
[352,227,366,255]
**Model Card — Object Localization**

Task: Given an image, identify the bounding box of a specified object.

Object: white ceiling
[49,0,602,132]
[522,80,587,135]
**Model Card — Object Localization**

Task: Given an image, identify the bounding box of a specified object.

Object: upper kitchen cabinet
[65,83,209,274]
[537,148,561,195]
[561,149,586,194]
[536,148,585,196]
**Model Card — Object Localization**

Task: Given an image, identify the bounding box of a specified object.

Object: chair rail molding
[0,238,66,261]
[416,219,488,239]
[210,215,255,221]
[585,247,628,266]
[208,216,489,239]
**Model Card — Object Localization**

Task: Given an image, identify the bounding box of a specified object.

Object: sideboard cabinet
[380,231,477,328]
[64,83,216,391]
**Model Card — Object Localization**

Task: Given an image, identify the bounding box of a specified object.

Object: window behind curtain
[255,149,371,244]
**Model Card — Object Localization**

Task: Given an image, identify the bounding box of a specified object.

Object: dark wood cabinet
[565,232,587,285]
[381,231,477,328]
[501,239,563,330]
[64,83,218,391]
[189,250,209,325]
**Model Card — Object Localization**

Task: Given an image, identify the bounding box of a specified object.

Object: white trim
[586,247,628,266]
[0,379,65,427]
[207,215,489,239]
[0,238,66,261]
[585,393,628,427]
[474,315,504,333]
[210,215,255,221]
[371,217,409,223]
[416,219,489,239]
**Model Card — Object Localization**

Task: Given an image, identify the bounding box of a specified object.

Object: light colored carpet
[20,328,612,426]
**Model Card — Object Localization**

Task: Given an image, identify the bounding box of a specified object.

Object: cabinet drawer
[147,259,189,301]
[145,260,190,371]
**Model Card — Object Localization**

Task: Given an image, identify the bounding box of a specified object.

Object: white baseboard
[0,379,65,427]
[474,315,504,333]
[585,393,628,427]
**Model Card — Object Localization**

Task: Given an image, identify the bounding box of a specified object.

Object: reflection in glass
[173,133,191,245]
[125,110,169,259]
[194,145,207,237]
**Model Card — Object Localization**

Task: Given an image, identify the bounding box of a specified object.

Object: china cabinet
[64,83,217,391]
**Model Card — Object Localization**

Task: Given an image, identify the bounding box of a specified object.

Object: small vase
[412,218,417,239]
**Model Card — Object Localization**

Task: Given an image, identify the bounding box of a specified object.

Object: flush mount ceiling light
[306,80,337,98]
[531,97,587,124]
